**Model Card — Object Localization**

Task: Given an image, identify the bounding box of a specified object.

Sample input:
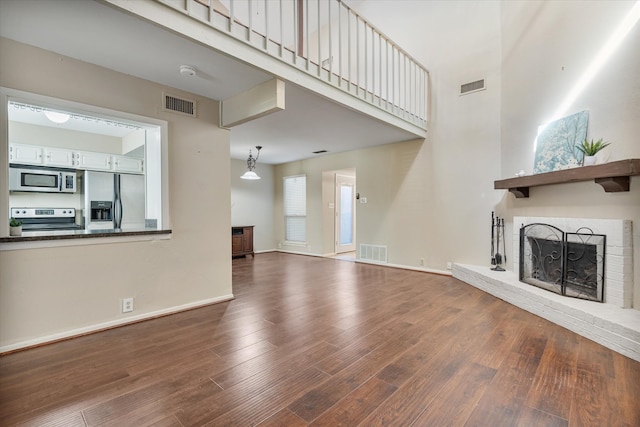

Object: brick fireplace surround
[453,217,640,362]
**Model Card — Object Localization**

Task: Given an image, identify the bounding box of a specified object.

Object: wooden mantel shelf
[494,158,640,198]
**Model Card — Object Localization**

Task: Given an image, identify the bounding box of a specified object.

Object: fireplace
[519,223,606,302]
[452,216,637,362]
[513,216,632,308]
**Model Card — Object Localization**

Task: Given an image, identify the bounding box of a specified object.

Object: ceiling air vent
[460,79,485,95]
[163,93,196,117]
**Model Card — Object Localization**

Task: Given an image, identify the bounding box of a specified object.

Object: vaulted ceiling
[0,0,419,165]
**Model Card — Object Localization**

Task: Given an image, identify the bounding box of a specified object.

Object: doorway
[335,173,356,254]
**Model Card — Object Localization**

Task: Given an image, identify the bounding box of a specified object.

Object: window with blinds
[284,174,306,243]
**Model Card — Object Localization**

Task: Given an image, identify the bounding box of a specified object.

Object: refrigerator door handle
[114,195,123,229]
[114,174,123,229]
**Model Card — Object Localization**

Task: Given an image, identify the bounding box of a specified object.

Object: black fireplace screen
[519,223,605,302]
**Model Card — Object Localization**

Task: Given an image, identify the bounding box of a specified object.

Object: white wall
[122,128,146,155]
[279,0,639,309]
[0,38,233,350]
[10,121,122,153]
[274,141,432,264]
[230,158,276,252]
[501,0,640,170]
[275,1,503,271]
[276,154,358,256]
[498,0,640,307]
[2,0,638,353]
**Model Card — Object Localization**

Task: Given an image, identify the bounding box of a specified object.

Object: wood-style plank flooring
[1,252,639,426]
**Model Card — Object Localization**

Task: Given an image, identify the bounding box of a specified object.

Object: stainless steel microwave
[9,167,77,193]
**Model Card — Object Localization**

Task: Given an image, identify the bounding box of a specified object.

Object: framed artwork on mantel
[533,110,589,174]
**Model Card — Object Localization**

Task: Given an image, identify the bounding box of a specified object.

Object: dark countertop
[0,228,172,243]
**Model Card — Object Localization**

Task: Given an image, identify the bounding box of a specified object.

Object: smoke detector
[179,65,197,77]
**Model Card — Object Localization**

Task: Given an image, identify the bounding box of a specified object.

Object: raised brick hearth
[453,217,639,362]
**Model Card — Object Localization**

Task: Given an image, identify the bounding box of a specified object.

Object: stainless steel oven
[9,166,77,193]
[10,208,83,231]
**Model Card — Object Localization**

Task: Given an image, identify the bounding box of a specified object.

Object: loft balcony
[107,0,429,137]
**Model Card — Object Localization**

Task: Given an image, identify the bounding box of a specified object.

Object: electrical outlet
[446,262,453,270]
[419,258,425,266]
[122,297,134,313]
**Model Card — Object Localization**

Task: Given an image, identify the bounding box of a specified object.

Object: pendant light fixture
[240,146,262,180]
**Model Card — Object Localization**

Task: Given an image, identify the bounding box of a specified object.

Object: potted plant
[10,217,23,236]
[576,138,611,166]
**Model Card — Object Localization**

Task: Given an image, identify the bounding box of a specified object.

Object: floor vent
[460,79,485,95]
[359,244,388,263]
[163,93,196,117]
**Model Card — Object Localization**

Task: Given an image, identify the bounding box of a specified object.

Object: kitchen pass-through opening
[5,89,167,235]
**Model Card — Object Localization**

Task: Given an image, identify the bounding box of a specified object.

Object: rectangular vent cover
[460,79,485,95]
[163,93,196,116]
[360,244,388,264]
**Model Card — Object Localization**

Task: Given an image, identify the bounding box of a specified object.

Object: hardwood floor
[1,252,639,426]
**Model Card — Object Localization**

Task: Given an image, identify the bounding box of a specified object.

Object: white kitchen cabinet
[112,155,144,174]
[9,143,44,165]
[76,151,112,171]
[44,147,75,167]
[10,143,145,175]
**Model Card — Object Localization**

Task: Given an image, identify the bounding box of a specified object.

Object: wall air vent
[163,93,196,117]
[360,244,388,264]
[460,79,485,95]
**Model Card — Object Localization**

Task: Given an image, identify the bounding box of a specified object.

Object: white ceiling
[0,0,418,165]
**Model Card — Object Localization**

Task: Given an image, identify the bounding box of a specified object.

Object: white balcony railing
[158,0,428,130]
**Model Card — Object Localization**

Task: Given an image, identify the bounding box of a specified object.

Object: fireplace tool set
[491,211,506,271]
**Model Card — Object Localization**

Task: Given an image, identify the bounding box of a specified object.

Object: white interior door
[335,174,356,253]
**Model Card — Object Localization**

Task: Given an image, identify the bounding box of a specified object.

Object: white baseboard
[356,259,453,276]
[276,249,324,257]
[262,251,452,277]
[0,294,234,354]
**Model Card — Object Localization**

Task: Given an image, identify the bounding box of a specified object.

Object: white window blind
[284,175,306,242]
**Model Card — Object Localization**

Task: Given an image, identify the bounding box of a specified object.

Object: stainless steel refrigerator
[84,171,145,231]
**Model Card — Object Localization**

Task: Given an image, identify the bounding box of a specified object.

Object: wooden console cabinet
[232,226,254,258]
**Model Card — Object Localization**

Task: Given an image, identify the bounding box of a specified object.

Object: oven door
[11,208,83,231]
